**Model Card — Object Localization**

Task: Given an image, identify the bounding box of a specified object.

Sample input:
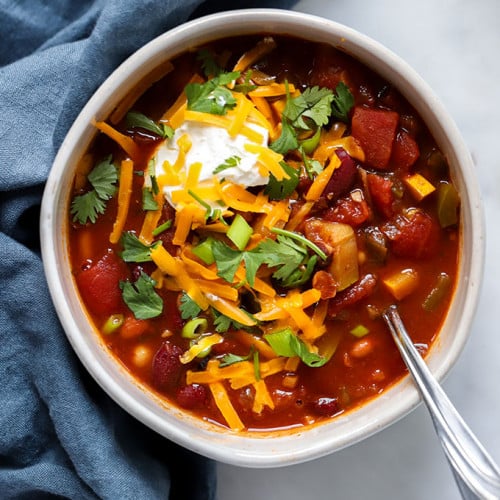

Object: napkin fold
[0,1,296,498]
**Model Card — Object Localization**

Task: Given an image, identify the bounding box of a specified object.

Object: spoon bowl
[382,305,500,499]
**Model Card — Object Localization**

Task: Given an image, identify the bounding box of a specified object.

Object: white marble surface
[217,1,500,498]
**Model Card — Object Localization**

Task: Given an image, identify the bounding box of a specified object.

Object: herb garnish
[120,272,163,320]
[70,156,118,224]
[331,82,355,122]
[209,228,325,289]
[270,82,354,155]
[264,328,330,367]
[264,161,299,200]
[185,72,240,115]
[212,308,253,333]
[197,48,223,78]
[213,155,241,175]
[179,292,202,320]
[120,231,158,262]
[126,111,174,139]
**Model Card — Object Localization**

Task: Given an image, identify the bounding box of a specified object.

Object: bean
[132,345,152,368]
[350,337,374,358]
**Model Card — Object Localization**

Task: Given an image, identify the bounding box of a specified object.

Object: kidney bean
[309,396,341,417]
[176,384,208,409]
[152,341,183,390]
[328,274,377,316]
[350,337,374,358]
[321,149,357,202]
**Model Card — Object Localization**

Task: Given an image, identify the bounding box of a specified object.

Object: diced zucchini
[404,173,436,201]
[382,268,419,300]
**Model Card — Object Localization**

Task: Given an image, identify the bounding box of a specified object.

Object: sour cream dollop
[154,120,270,209]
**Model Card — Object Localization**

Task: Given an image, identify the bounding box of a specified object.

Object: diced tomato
[383,211,440,259]
[391,130,420,171]
[323,196,371,227]
[75,251,128,317]
[351,106,399,169]
[366,173,395,218]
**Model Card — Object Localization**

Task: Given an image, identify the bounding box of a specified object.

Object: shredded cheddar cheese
[109,159,134,244]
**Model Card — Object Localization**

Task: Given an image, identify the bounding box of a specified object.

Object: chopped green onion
[350,324,369,338]
[102,314,124,335]
[152,220,172,237]
[227,214,253,251]
[192,237,215,265]
[181,317,208,339]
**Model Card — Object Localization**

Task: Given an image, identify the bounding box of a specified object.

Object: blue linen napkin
[0,1,296,498]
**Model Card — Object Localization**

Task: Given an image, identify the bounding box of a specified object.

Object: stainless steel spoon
[382,304,500,500]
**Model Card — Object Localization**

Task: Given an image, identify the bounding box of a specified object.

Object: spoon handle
[382,305,500,500]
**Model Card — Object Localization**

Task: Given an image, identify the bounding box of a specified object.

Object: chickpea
[132,345,152,368]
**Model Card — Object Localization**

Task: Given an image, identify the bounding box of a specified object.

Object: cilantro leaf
[179,292,202,320]
[212,308,250,333]
[255,229,325,288]
[220,346,256,367]
[258,236,306,283]
[213,155,241,175]
[126,111,174,139]
[211,240,267,287]
[211,240,244,283]
[120,232,157,262]
[197,48,223,78]
[88,156,118,199]
[120,272,163,320]
[232,71,257,94]
[142,187,159,211]
[301,147,324,179]
[264,328,330,367]
[70,191,106,225]
[269,119,299,154]
[70,157,118,224]
[331,82,354,122]
[185,72,239,115]
[284,86,334,130]
[264,161,299,200]
[271,84,337,155]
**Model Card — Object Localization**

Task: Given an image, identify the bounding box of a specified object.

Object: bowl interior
[40,8,484,467]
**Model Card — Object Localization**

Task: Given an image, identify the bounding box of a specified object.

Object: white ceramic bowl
[40,8,484,468]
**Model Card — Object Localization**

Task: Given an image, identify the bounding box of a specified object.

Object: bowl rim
[40,7,485,468]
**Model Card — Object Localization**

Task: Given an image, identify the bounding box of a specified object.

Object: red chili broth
[68,35,459,431]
